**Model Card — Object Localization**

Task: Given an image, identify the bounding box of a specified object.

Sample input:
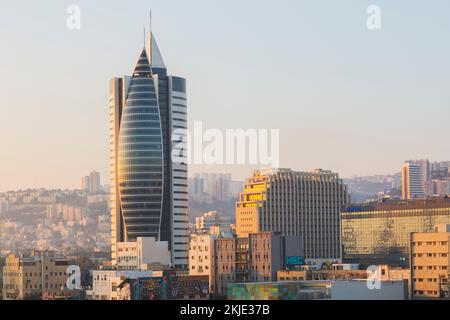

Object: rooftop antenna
[149,10,152,34]
[143,25,146,48]
[149,10,152,60]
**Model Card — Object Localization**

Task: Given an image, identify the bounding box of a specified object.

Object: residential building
[212,232,303,296]
[109,30,189,267]
[89,171,101,194]
[188,234,218,291]
[341,198,450,266]
[410,224,450,299]
[81,176,90,192]
[236,168,347,265]
[2,251,79,300]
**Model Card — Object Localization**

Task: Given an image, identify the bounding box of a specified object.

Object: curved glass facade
[118,49,163,241]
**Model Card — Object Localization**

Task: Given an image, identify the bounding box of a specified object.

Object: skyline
[1,0,450,191]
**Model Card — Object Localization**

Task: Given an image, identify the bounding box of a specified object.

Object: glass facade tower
[110,32,189,268]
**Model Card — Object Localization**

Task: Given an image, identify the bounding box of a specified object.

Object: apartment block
[212,232,303,296]
[410,224,450,299]
[2,251,77,300]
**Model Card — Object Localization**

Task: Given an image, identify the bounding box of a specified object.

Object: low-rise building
[2,251,80,300]
[115,237,170,270]
[410,224,450,299]
[212,232,304,296]
[91,269,208,300]
[90,270,153,300]
[342,198,450,267]
[227,279,408,300]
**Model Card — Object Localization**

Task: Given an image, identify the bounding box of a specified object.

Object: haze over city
[1,0,449,191]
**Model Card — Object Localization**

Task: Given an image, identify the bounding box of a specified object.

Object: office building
[109,30,189,267]
[402,160,431,200]
[341,198,450,266]
[410,224,450,299]
[236,168,347,264]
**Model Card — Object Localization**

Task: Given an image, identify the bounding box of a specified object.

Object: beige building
[236,168,347,265]
[188,234,218,292]
[213,237,249,296]
[2,251,77,300]
[410,224,450,299]
[212,232,303,296]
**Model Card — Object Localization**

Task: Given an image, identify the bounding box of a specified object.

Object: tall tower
[109,31,189,268]
[402,159,430,200]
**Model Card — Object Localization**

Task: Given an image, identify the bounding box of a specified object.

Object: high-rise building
[109,30,189,268]
[236,168,347,264]
[402,159,431,199]
[81,175,90,192]
[81,171,101,194]
[89,171,101,194]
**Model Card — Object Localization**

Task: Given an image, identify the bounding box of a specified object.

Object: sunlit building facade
[236,168,347,264]
[341,198,450,267]
[410,224,450,299]
[110,32,189,268]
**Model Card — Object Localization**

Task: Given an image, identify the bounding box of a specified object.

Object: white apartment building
[189,234,217,291]
[116,237,170,270]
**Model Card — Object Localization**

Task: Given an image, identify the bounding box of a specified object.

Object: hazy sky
[0,0,449,191]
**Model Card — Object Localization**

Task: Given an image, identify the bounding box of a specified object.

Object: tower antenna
[149,10,152,65]
[149,10,152,34]
[143,25,146,47]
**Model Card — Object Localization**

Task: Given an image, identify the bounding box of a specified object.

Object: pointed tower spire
[132,48,151,76]
[145,12,166,70]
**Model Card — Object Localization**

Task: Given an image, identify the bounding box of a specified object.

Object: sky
[0,0,449,191]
